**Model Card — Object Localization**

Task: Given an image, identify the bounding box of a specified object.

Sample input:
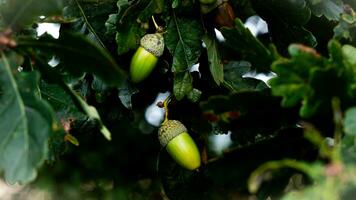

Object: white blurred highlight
[36,23,60,39]
[145,92,170,127]
[244,15,268,36]
[209,131,233,155]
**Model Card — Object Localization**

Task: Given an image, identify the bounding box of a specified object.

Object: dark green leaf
[251,0,316,51]
[202,34,224,86]
[200,95,232,114]
[63,0,118,47]
[105,12,145,55]
[105,0,162,55]
[187,88,202,102]
[115,21,145,55]
[137,0,165,20]
[173,71,193,100]
[91,75,110,103]
[17,31,127,87]
[221,19,276,72]
[63,83,112,140]
[16,71,62,135]
[223,61,268,92]
[200,91,300,147]
[269,46,321,117]
[269,22,317,51]
[252,0,311,25]
[165,16,204,72]
[33,58,112,141]
[118,81,138,109]
[40,79,84,120]
[40,80,84,161]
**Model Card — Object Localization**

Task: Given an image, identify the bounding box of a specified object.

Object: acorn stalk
[130,33,164,83]
[159,120,201,170]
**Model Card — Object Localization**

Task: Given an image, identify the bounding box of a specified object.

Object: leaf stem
[152,16,159,30]
[162,95,172,124]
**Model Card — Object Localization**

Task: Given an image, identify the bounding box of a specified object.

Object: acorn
[158,120,201,170]
[130,32,164,83]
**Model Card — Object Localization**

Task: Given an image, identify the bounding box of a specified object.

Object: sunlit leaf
[0,53,53,184]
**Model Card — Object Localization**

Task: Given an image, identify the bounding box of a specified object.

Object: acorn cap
[140,33,164,57]
[158,120,187,147]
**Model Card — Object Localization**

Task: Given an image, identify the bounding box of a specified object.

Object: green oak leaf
[173,71,193,100]
[17,31,127,87]
[106,12,145,55]
[221,18,276,72]
[269,40,356,118]
[28,56,113,141]
[306,0,343,20]
[117,81,139,109]
[252,0,311,25]
[251,0,316,51]
[165,16,204,73]
[223,61,268,92]
[0,53,54,184]
[105,0,163,55]
[63,0,118,47]
[202,34,224,86]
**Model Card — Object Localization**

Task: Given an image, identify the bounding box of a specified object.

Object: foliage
[0,0,355,199]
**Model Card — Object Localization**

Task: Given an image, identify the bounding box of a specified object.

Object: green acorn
[130,33,164,83]
[158,120,201,170]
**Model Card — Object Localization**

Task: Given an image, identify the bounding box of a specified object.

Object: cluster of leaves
[0,0,128,184]
[247,98,356,200]
[0,0,356,199]
[269,40,356,118]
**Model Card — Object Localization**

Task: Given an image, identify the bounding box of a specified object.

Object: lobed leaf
[306,0,343,20]
[269,41,356,118]
[221,18,276,72]
[165,17,203,73]
[0,54,54,184]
